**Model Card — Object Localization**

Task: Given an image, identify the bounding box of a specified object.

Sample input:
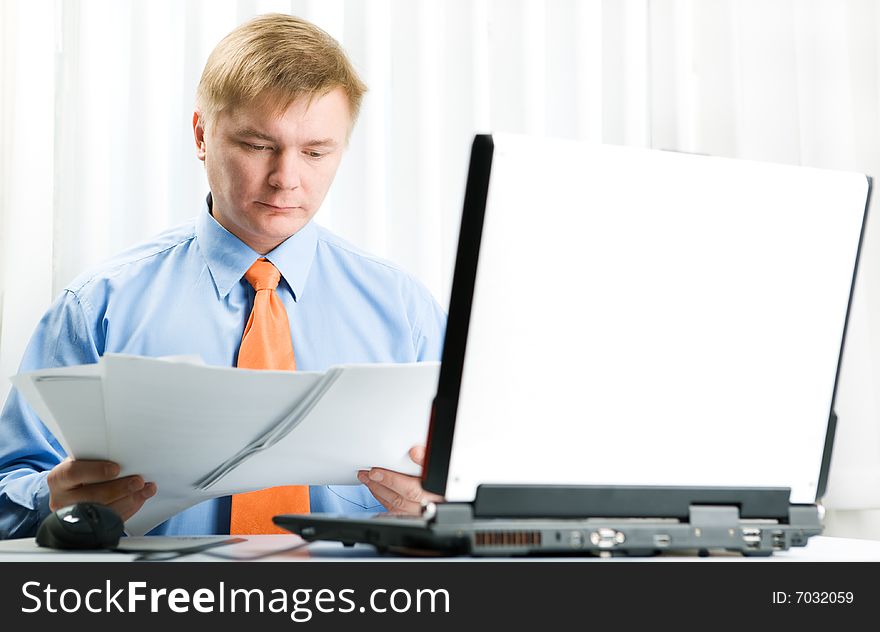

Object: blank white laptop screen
[444,134,869,505]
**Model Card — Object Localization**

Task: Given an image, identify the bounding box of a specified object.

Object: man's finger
[356,470,422,513]
[367,468,425,503]
[360,478,422,515]
[409,445,426,466]
[107,483,158,522]
[368,467,444,505]
[49,459,120,491]
[53,475,146,511]
[357,468,443,515]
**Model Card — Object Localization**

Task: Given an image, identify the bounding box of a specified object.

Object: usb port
[742,527,761,549]
[771,530,785,550]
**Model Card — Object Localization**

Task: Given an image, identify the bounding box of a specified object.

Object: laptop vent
[474,531,542,547]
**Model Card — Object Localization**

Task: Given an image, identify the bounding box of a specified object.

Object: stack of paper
[12,355,440,536]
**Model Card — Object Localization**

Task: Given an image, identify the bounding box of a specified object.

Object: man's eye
[245,143,271,151]
[305,150,325,159]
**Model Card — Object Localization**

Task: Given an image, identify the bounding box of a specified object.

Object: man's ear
[193,111,207,161]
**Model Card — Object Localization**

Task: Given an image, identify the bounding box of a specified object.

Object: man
[0,13,444,538]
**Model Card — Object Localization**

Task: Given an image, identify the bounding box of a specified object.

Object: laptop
[275,134,872,556]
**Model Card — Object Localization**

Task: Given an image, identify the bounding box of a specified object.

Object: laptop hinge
[789,504,822,529]
[428,502,475,524]
[471,484,793,520]
[688,505,741,527]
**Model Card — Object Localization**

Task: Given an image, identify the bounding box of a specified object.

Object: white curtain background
[3,0,880,534]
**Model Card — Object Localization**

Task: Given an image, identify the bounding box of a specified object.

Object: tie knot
[244,258,281,291]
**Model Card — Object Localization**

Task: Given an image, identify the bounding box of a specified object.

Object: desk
[1,534,879,561]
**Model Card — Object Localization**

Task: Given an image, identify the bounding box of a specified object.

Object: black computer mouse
[36,502,124,550]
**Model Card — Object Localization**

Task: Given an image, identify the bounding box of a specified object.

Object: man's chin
[254,216,310,244]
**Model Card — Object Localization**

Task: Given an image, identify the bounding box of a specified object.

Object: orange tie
[230,258,310,535]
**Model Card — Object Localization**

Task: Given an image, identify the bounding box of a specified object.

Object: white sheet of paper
[11,364,105,459]
[17,355,440,536]
[127,363,438,535]
[125,490,221,537]
[101,354,325,491]
[212,363,437,492]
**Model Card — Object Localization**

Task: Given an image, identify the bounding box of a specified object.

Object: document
[12,355,440,536]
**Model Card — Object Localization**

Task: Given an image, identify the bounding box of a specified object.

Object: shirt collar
[197,193,318,300]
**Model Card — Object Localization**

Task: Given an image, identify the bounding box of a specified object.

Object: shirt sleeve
[0,289,101,539]
[410,284,447,363]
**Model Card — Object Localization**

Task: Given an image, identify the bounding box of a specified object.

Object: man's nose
[267,151,303,190]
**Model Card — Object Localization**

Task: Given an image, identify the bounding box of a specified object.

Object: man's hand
[47,457,157,521]
[357,445,444,515]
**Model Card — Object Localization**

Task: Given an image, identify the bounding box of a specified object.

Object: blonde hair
[196,13,367,131]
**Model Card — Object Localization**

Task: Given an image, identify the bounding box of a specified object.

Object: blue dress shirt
[0,197,446,538]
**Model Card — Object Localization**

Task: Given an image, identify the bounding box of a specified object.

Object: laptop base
[274,486,823,557]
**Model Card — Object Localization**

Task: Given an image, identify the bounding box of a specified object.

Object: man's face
[193,88,351,253]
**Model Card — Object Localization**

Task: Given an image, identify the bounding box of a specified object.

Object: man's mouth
[256,201,300,211]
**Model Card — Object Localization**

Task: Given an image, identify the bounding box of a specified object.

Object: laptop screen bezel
[815,177,872,499]
[422,134,494,495]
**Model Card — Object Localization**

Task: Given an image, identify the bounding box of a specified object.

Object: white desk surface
[1,534,879,562]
